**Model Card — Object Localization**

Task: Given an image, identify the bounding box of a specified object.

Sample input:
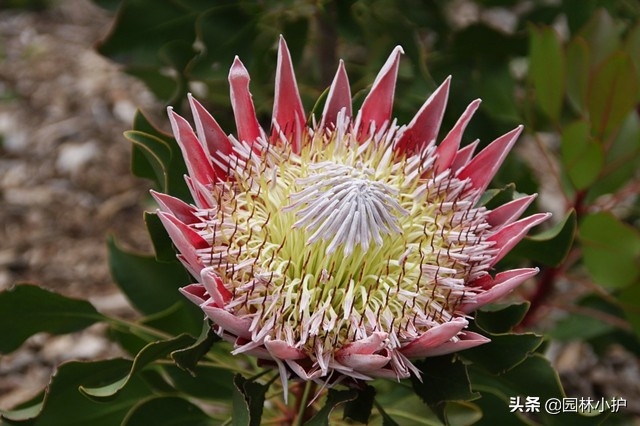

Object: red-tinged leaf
[0,285,105,354]
[578,9,622,67]
[566,37,590,114]
[587,52,638,139]
[561,120,604,190]
[529,26,565,121]
[581,212,640,289]
[624,23,640,85]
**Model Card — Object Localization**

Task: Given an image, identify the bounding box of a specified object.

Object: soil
[0,0,159,409]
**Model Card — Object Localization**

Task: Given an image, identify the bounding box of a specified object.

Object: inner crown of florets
[199,119,495,358]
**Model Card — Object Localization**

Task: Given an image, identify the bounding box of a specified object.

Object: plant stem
[294,381,315,426]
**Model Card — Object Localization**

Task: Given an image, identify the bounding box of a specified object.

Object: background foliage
[1,0,639,424]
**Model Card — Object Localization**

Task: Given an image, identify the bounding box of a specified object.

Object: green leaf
[578,9,621,67]
[374,400,401,426]
[129,111,191,201]
[163,364,235,401]
[549,312,616,341]
[107,235,191,315]
[127,130,170,190]
[586,111,640,203]
[461,332,543,375]
[410,355,478,419]
[561,120,604,190]
[624,23,640,85]
[529,25,565,121]
[443,400,483,426]
[507,210,577,267]
[566,37,590,114]
[122,396,215,426]
[145,211,178,262]
[305,389,359,426]
[141,300,204,337]
[475,303,530,334]
[472,392,531,426]
[587,52,638,139]
[343,385,375,424]
[0,284,104,354]
[232,374,268,426]
[171,320,219,375]
[477,184,516,210]
[618,283,640,337]
[580,212,640,289]
[1,359,151,425]
[469,353,563,404]
[80,334,196,400]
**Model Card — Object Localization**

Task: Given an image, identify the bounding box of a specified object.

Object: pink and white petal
[157,211,207,272]
[168,108,216,186]
[488,212,551,265]
[229,56,262,145]
[184,175,215,210]
[487,194,538,228]
[188,94,232,179]
[286,359,322,381]
[150,190,198,225]
[451,139,479,172]
[457,125,523,193]
[400,317,468,358]
[271,36,306,153]
[320,60,352,129]
[395,77,450,155]
[335,331,388,357]
[417,332,490,357]
[460,268,539,313]
[200,267,232,306]
[355,46,404,141]
[434,99,481,173]
[338,351,391,372]
[264,337,307,360]
[201,304,252,339]
[179,283,209,306]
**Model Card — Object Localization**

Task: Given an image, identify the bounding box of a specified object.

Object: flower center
[284,161,408,255]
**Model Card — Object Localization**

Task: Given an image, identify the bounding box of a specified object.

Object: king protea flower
[152,37,549,390]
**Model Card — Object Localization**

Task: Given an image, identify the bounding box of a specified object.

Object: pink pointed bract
[153,36,550,389]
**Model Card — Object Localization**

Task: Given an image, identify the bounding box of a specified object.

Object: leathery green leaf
[122,396,215,426]
[305,388,359,426]
[107,235,191,315]
[529,25,565,121]
[410,355,478,423]
[507,210,577,267]
[0,284,105,354]
[80,334,196,400]
[1,359,151,426]
[232,374,268,426]
[581,212,640,289]
[561,121,603,190]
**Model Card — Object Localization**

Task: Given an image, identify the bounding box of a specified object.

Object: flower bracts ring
[153,37,550,390]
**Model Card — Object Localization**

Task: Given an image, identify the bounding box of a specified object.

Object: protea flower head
[153,36,550,391]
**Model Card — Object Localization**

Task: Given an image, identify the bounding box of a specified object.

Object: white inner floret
[193,119,496,375]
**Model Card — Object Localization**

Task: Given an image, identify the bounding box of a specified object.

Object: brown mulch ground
[0,0,639,420]
[0,0,158,409]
